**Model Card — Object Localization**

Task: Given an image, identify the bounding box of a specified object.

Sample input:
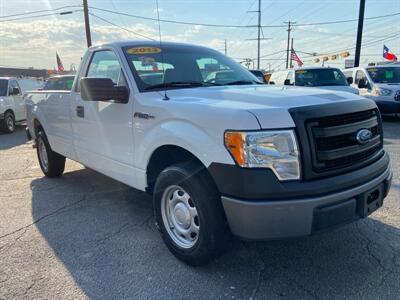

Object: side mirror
[358,78,368,89]
[347,77,353,85]
[10,87,20,95]
[284,79,291,86]
[80,78,129,103]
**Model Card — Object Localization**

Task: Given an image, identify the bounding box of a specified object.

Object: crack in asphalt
[353,221,397,295]
[0,195,88,243]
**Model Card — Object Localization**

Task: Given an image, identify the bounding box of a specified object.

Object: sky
[0,0,399,71]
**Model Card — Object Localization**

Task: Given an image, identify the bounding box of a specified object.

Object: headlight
[224,130,300,180]
[372,87,392,96]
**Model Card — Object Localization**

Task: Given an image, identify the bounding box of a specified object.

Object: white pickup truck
[0,77,26,133]
[25,41,392,265]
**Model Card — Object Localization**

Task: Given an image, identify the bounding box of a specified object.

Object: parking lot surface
[0,119,399,299]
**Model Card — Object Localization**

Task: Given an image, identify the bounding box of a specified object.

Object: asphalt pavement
[0,118,399,299]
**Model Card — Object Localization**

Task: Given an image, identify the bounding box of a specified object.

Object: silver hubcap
[6,116,14,131]
[38,138,49,172]
[161,186,199,249]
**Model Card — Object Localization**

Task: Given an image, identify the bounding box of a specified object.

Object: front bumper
[209,152,392,240]
[375,100,400,114]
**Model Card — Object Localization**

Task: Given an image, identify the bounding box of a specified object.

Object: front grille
[307,108,383,175]
[289,102,384,180]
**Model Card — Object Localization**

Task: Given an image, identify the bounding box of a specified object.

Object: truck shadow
[30,168,400,298]
[0,126,27,150]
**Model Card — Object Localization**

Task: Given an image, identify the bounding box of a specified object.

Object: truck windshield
[366,67,400,84]
[295,69,348,87]
[0,79,8,96]
[123,45,261,91]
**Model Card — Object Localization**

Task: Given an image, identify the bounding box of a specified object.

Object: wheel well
[33,119,43,137]
[4,109,14,117]
[146,145,206,193]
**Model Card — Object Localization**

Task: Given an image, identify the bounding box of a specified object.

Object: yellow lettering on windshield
[126,47,162,54]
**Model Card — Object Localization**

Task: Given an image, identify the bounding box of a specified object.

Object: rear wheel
[36,131,65,177]
[0,112,15,133]
[153,162,230,266]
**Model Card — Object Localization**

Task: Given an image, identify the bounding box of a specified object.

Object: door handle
[76,105,84,118]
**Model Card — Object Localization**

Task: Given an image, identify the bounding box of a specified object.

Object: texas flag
[383,45,397,61]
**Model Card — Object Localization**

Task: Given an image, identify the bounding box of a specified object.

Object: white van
[269,67,359,94]
[342,65,400,114]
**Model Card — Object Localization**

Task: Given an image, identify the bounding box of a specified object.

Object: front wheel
[0,112,15,133]
[153,162,230,266]
[36,131,65,177]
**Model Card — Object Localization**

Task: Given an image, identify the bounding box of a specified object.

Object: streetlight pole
[354,0,366,67]
[83,0,92,47]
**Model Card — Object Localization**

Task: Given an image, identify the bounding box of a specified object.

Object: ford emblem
[356,129,373,145]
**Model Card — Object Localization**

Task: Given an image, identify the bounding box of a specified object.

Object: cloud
[0,19,208,68]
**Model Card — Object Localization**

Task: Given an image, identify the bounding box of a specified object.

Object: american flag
[56,52,65,72]
[291,49,303,67]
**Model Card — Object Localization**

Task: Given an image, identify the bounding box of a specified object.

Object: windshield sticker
[367,68,378,72]
[295,70,307,74]
[385,71,394,79]
[126,47,162,55]
[140,56,156,66]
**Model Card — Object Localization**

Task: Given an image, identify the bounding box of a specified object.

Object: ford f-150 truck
[25,41,392,265]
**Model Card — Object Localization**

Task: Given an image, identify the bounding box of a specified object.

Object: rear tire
[153,161,230,266]
[36,131,65,177]
[0,112,15,133]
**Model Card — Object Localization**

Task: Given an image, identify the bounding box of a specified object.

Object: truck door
[8,80,24,121]
[71,49,135,186]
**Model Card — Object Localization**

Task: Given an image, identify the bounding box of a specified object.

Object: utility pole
[289,38,294,68]
[83,0,92,47]
[354,0,366,67]
[285,21,294,69]
[257,0,261,69]
[224,39,227,56]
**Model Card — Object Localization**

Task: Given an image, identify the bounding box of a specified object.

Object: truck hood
[374,83,400,90]
[165,85,365,128]
[307,85,359,94]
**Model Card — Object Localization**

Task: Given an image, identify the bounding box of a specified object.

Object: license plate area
[358,184,384,217]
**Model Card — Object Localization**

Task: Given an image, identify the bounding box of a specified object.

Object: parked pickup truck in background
[342,65,400,114]
[0,77,42,133]
[269,67,359,95]
[25,41,392,265]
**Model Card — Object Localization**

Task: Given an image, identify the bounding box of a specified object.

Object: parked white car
[25,41,392,265]
[269,67,359,94]
[0,77,43,133]
[342,65,400,114]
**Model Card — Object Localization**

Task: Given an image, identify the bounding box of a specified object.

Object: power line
[0,5,82,19]
[291,12,400,27]
[0,10,82,22]
[88,6,400,29]
[89,13,156,41]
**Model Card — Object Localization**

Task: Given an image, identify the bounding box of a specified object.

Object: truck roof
[90,40,214,51]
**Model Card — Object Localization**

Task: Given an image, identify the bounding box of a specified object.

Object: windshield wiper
[145,81,205,90]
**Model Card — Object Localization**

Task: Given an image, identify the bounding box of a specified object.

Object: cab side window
[87,50,124,86]
[355,70,367,84]
[8,80,21,95]
[286,71,295,85]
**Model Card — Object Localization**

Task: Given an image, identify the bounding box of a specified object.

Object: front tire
[153,162,230,266]
[36,131,65,177]
[0,112,15,133]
